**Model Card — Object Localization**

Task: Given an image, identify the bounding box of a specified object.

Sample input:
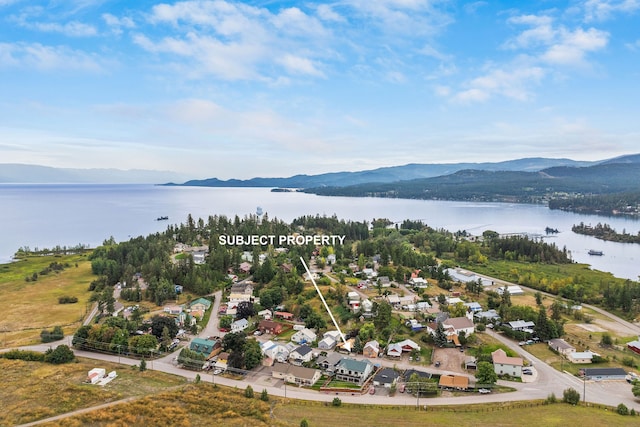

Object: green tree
[129,334,158,356]
[300,419,309,427]
[139,358,147,372]
[433,322,448,347]
[44,345,75,364]
[358,322,375,342]
[332,397,342,407]
[72,325,92,350]
[632,380,640,397]
[244,385,254,398]
[219,315,233,330]
[244,338,264,370]
[600,333,613,347]
[563,387,580,405]
[260,388,269,401]
[476,361,498,385]
[374,301,392,330]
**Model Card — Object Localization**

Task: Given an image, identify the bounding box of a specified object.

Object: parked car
[213,369,222,375]
[523,369,533,375]
[369,386,375,395]
[478,388,491,394]
[435,361,441,368]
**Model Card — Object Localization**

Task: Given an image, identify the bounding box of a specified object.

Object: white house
[261,340,292,364]
[291,328,317,345]
[491,349,523,377]
[231,318,249,333]
[289,345,314,365]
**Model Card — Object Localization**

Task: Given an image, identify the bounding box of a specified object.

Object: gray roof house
[582,367,626,381]
[373,368,399,388]
[334,357,374,385]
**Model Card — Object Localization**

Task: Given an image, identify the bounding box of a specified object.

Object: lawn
[0,254,96,347]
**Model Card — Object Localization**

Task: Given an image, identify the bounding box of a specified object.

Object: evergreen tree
[434,322,448,347]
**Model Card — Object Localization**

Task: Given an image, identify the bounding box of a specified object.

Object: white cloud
[102,13,135,35]
[316,4,345,22]
[541,27,609,66]
[583,0,640,22]
[29,20,97,37]
[0,42,103,71]
[277,54,325,77]
[271,7,328,38]
[453,64,546,104]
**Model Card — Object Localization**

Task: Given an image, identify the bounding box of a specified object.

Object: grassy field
[29,381,638,427]
[0,255,96,347]
[1,357,187,426]
[2,355,636,427]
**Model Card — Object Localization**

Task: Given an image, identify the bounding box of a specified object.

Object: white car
[478,388,491,394]
[213,369,223,375]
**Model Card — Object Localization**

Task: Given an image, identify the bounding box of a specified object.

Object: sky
[1,0,639,180]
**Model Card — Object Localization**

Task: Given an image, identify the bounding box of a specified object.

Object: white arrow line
[299,257,351,352]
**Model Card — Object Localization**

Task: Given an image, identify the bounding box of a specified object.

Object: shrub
[0,349,45,362]
[244,385,254,398]
[332,397,342,407]
[300,419,309,427]
[562,387,580,405]
[617,403,629,415]
[58,296,78,304]
[546,393,557,404]
[139,358,147,372]
[260,389,269,402]
[475,323,486,332]
[44,345,75,364]
[622,356,636,368]
[40,326,64,343]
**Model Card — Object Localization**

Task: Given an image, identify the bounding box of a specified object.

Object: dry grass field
[0,255,96,347]
[1,357,187,426]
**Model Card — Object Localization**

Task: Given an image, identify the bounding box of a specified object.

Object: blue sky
[1,0,639,179]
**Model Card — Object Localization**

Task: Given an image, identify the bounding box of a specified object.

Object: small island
[572,222,640,244]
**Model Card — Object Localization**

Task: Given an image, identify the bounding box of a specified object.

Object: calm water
[1,184,639,280]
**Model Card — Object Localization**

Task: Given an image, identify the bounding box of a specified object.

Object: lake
[1,184,639,280]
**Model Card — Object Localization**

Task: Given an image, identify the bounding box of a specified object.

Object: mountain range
[0,164,191,184]
[170,156,602,188]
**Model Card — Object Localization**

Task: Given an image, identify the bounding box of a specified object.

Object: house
[289,345,314,365]
[464,302,482,313]
[475,309,500,322]
[439,375,469,390]
[272,362,322,386]
[192,251,206,265]
[239,262,252,274]
[377,276,391,288]
[387,343,403,358]
[274,311,294,320]
[231,318,249,333]
[190,298,212,312]
[442,315,475,337]
[409,277,428,288]
[386,294,401,306]
[363,340,380,358]
[416,301,431,311]
[362,268,377,278]
[491,349,523,377]
[258,320,284,335]
[373,368,400,388]
[316,352,343,374]
[507,320,536,333]
[337,337,355,353]
[396,339,421,352]
[361,299,374,317]
[627,337,640,355]
[582,367,627,381]
[214,352,229,371]
[190,338,221,358]
[318,336,337,350]
[257,309,273,320]
[163,304,183,315]
[292,328,317,344]
[261,340,291,364]
[567,351,595,364]
[464,356,477,370]
[334,357,375,385]
[548,338,576,356]
[445,267,493,286]
[497,285,524,296]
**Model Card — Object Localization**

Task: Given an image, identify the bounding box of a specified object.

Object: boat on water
[156,216,169,221]
[588,249,604,256]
